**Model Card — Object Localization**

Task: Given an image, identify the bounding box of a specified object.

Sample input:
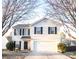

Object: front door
[24,41,28,49]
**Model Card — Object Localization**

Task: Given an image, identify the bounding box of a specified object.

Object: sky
[3,0,76,38]
[4,0,50,36]
[14,0,50,25]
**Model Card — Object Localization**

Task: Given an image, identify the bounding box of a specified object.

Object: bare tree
[47,0,76,39]
[2,0,38,36]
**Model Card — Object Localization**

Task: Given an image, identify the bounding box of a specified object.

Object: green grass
[63,51,76,59]
[2,49,7,51]
[73,52,76,55]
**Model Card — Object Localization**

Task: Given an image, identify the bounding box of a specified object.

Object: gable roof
[12,17,62,28]
[32,18,62,26]
[12,18,47,28]
[31,18,48,26]
[13,24,31,28]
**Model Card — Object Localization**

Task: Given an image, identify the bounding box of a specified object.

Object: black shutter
[28,29,30,35]
[14,29,16,35]
[48,27,50,34]
[41,27,43,34]
[23,29,24,35]
[34,27,36,34]
[20,29,21,35]
[19,41,21,50]
[14,41,16,50]
[55,27,57,34]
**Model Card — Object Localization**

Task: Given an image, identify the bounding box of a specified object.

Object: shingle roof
[21,36,31,39]
[12,17,62,28]
[12,18,47,28]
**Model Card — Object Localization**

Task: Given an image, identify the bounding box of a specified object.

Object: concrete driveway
[3,51,72,59]
[24,52,72,59]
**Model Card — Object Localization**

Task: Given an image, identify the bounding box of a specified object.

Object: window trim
[34,27,43,34]
[48,27,57,34]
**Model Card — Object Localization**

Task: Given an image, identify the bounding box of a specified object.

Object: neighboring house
[11,18,74,52]
[2,37,8,49]
[2,30,12,49]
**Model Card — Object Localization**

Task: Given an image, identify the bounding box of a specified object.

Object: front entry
[24,41,28,49]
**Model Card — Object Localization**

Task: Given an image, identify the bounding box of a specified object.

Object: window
[19,28,30,36]
[34,27,43,34]
[14,28,27,35]
[20,29,25,35]
[15,41,20,48]
[20,29,22,35]
[48,27,57,34]
[14,41,21,49]
[28,29,30,35]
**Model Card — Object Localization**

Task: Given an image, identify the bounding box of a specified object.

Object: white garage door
[33,41,58,52]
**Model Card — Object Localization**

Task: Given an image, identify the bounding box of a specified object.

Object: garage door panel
[34,41,58,52]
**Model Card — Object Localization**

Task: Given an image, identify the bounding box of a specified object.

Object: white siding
[30,19,61,40]
[12,19,61,51]
[30,19,61,52]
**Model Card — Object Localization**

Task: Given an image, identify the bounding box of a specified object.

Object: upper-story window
[34,27,43,34]
[20,29,26,35]
[48,27,57,34]
[14,28,30,36]
[28,29,30,35]
[19,29,24,35]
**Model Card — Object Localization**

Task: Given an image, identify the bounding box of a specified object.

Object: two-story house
[12,18,62,52]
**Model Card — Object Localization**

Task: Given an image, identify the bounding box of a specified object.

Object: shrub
[66,46,76,52]
[58,43,67,53]
[15,48,19,52]
[6,41,15,51]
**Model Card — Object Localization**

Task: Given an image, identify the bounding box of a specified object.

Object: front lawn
[63,51,76,59]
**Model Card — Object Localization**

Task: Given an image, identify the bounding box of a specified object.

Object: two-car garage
[32,41,59,52]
